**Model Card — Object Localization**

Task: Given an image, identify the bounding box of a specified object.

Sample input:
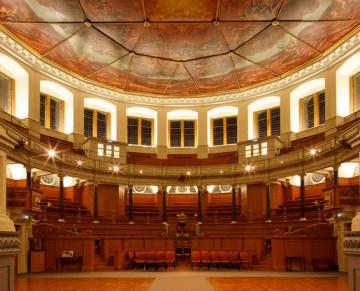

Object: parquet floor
[15,277,154,291]
[15,272,348,291]
[208,277,348,291]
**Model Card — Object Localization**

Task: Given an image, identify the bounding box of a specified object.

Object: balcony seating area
[126,194,161,222]
[191,249,252,270]
[205,193,240,223]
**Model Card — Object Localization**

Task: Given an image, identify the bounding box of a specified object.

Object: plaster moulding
[0,29,360,107]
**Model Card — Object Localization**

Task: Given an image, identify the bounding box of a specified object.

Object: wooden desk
[56,256,83,272]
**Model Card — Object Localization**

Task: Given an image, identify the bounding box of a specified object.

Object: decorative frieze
[0,232,19,254]
[344,231,360,254]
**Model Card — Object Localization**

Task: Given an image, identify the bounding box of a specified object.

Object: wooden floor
[15,273,348,291]
[15,277,154,291]
[208,277,348,291]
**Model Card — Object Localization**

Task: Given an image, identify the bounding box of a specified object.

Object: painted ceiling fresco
[0,0,359,97]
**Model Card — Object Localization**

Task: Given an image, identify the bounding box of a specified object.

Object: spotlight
[76,160,82,166]
[48,149,56,157]
[220,170,223,174]
[244,164,255,174]
[113,165,120,173]
[309,149,317,155]
[108,166,112,171]
[139,169,143,174]
[186,171,191,176]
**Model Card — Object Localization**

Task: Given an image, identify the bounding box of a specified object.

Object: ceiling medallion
[0,29,359,106]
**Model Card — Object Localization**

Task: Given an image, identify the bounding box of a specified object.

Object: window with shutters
[169,120,196,148]
[351,72,360,113]
[0,71,14,114]
[300,91,325,130]
[83,108,109,139]
[211,116,237,146]
[127,117,153,146]
[39,93,64,131]
[254,107,280,139]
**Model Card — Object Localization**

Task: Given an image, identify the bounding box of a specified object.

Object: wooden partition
[272,223,337,271]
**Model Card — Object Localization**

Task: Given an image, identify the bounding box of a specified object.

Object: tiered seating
[167,194,197,217]
[41,197,90,216]
[128,250,175,271]
[126,194,161,222]
[6,187,29,208]
[205,193,240,222]
[191,249,252,270]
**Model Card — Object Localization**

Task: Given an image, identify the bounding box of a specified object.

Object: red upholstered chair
[156,250,166,270]
[231,250,240,270]
[224,250,234,269]
[200,250,210,270]
[191,250,201,270]
[127,250,135,269]
[165,250,175,270]
[239,250,252,270]
[210,250,221,270]
[146,250,157,270]
[134,250,146,271]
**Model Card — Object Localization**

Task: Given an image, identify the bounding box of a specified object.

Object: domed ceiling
[0,0,359,97]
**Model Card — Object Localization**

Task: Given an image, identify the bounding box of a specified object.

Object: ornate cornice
[0,27,360,106]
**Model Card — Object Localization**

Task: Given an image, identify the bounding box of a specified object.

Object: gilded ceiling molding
[0,29,360,106]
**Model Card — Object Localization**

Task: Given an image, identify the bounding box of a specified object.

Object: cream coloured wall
[0,47,359,153]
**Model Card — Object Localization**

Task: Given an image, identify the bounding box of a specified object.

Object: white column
[157,108,167,147]
[0,150,15,232]
[197,107,208,158]
[280,89,291,135]
[325,69,337,122]
[73,91,85,135]
[27,71,40,122]
[238,102,248,142]
[117,102,127,143]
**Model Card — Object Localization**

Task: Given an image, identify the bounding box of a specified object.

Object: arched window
[207,106,238,146]
[248,96,280,140]
[167,110,198,148]
[290,78,325,133]
[40,81,73,134]
[84,98,116,140]
[336,51,360,116]
[0,53,29,119]
[126,107,157,146]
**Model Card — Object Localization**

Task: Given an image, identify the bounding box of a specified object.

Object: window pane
[97,143,104,156]
[84,109,93,138]
[127,118,138,145]
[245,145,252,158]
[114,146,120,158]
[253,144,259,156]
[141,119,152,146]
[106,144,112,157]
[257,111,267,139]
[0,72,12,114]
[270,107,280,136]
[184,120,195,147]
[97,111,107,140]
[261,142,267,156]
[318,92,325,125]
[226,117,237,144]
[40,94,46,127]
[49,98,60,130]
[170,120,181,147]
[212,118,224,146]
[304,96,314,129]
